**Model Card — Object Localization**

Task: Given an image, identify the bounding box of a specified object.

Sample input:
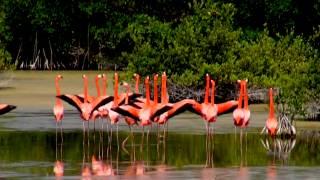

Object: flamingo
[157,73,198,124]
[112,76,172,126]
[186,74,218,129]
[91,74,104,122]
[242,80,250,127]
[0,104,16,115]
[266,88,278,136]
[233,80,245,126]
[53,74,64,123]
[157,73,238,125]
[57,74,114,128]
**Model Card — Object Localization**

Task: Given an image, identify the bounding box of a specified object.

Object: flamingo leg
[55,122,58,160]
[117,124,119,150]
[59,121,63,144]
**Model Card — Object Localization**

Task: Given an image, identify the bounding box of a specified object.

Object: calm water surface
[0,71,320,179]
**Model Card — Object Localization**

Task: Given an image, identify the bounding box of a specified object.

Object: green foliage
[124,1,319,118]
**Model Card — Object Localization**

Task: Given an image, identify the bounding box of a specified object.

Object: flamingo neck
[135,75,140,93]
[145,77,150,105]
[125,86,130,104]
[83,76,88,103]
[164,74,168,103]
[244,82,248,109]
[204,75,210,104]
[55,78,62,105]
[238,82,243,109]
[114,73,119,106]
[161,74,165,103]
[95,76,101,97]
[211,80,215,105]
[102,76,107,96]
[154,75,158,104]
[269,88,275,118]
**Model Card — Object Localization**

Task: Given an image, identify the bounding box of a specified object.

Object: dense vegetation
[0,0,319,119]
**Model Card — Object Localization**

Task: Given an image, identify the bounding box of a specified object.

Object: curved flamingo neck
[102,75,107,96]
[135,74,140,93]
[269,88,275,118]
[238,82,243,109]
[55,77,62,105]
[153,74,158,104]
[95,76,101,97]
[204,75,210,104]
[211,80,215,105]
[83,75,88,103]
[244,82,248,109]
[145,77,150,105]
[114,73,119,106]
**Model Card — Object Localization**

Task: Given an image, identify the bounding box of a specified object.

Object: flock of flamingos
[0,72,279,135]
[0,72,280,177]
[52,72,278,137]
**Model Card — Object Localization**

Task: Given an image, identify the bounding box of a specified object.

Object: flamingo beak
[235,118,241,125]
[140,119,151,126]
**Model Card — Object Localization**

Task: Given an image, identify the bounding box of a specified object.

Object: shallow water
[0,130,320,179]
[0,71,320,179]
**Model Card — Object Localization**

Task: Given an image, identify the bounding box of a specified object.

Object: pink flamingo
[233,80,245,126]
[53,74,64,124]
[242,80,250,127]
[57,74,114,130]
[184,74,217,132]
[233,79,250,128]
[266,88,278,136]
[112,76,172,126]
[0,103,16,115]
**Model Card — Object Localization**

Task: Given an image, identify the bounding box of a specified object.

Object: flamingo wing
[111,105,140,121]
[118,92,143,105]
[217,100,238,116]
[91,95,115,112]
[185,100,202,116]
[0,104,16,115]
[165,99,196,119]
[132,101,145,109]
[57,94,83,112]
[151,104,173,120]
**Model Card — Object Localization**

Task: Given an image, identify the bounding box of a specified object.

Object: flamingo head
[268,128,277,136]
[82,165,92,176]
[102,73,106,79]
[133,73,140,79]
[96,74,102,79]
[136,162,145,175]
[140,119,151,126]
[54,113,64,122]
[158,113,168,124]
[207,105,218,122]
[54,160,64,177]
[266,117,278,136]
[110,116,120,124]
[81,114,90,121]
[56,74,63,80]
[102,164,114,176]
[233,108,244,126]
[153,116,160,122]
